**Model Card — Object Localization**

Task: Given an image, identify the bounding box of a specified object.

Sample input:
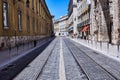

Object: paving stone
[37,39,60,80]
[73,41,120,79]
[65,38,116,80]
[14,38,58,80]
[14,37,120,80]
[62,39,88,80]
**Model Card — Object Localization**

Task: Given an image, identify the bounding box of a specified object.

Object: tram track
[35,39,58,80]
[64,38,118,80]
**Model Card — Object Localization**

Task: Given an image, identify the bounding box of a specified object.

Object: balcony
[77,19,90,27]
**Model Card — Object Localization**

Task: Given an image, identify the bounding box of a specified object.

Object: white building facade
[54,15,68,36]
[77,0,91,39]
[68,0,78,36]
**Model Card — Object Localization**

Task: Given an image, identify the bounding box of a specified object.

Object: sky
[45,0,69,20]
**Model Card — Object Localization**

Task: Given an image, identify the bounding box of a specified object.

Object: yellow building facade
[0,0,53,49]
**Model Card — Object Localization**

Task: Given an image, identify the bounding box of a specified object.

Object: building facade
[77,0,91,39]
[0,0,53,49]
[90,0,120,44]
[68,0,78,36]
[54,15,68,36]
[54,20,59,36]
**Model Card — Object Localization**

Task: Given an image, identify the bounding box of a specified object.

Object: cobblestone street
[1,37,120,80]
[0,0,120,80]
[62,38,87,80]
[38,37,87,80]
[37,39,60,80]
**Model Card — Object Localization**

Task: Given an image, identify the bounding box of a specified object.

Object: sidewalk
[70,38,120,61]
[0,37,51,68]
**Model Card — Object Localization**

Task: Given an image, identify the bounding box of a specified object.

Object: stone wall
[90,0,120,44]
[90,0,109,41]
[112,0,120,44]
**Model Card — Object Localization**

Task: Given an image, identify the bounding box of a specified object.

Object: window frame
[32,17,35,33]
[26,15,30,32]
[32,0,34,10]
[2,1,9,29]
[18,10,22,31]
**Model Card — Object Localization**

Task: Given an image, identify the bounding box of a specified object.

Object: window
[26,0,30,7]
[18,10,22,30]
[38,3,40,15]
[36,19,38,33]
[3,2,9,28]
[27,15,30,32]
[36,1,38,13]
[32,17,35,33]
[32,0,34,10]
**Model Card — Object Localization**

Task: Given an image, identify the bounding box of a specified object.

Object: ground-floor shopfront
[77,25,90,40]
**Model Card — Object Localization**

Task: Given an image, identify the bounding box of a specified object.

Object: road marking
[59,37,66,80]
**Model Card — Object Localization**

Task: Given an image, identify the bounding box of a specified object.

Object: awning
[82,26,89,32]
[68,26,73,30]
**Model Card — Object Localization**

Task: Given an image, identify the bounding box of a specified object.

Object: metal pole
[28,36,29,49]
[107,42,109,54]
[15,29,17,54]
[117,44,120,57]
[96,41,97,49]
[91,40,93,47]
[9,46,11,60]
[23,42,24,51]
[8,37,11,60]
[17,44,19,55]
[91,35,93,47]
[100,41,102,50]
